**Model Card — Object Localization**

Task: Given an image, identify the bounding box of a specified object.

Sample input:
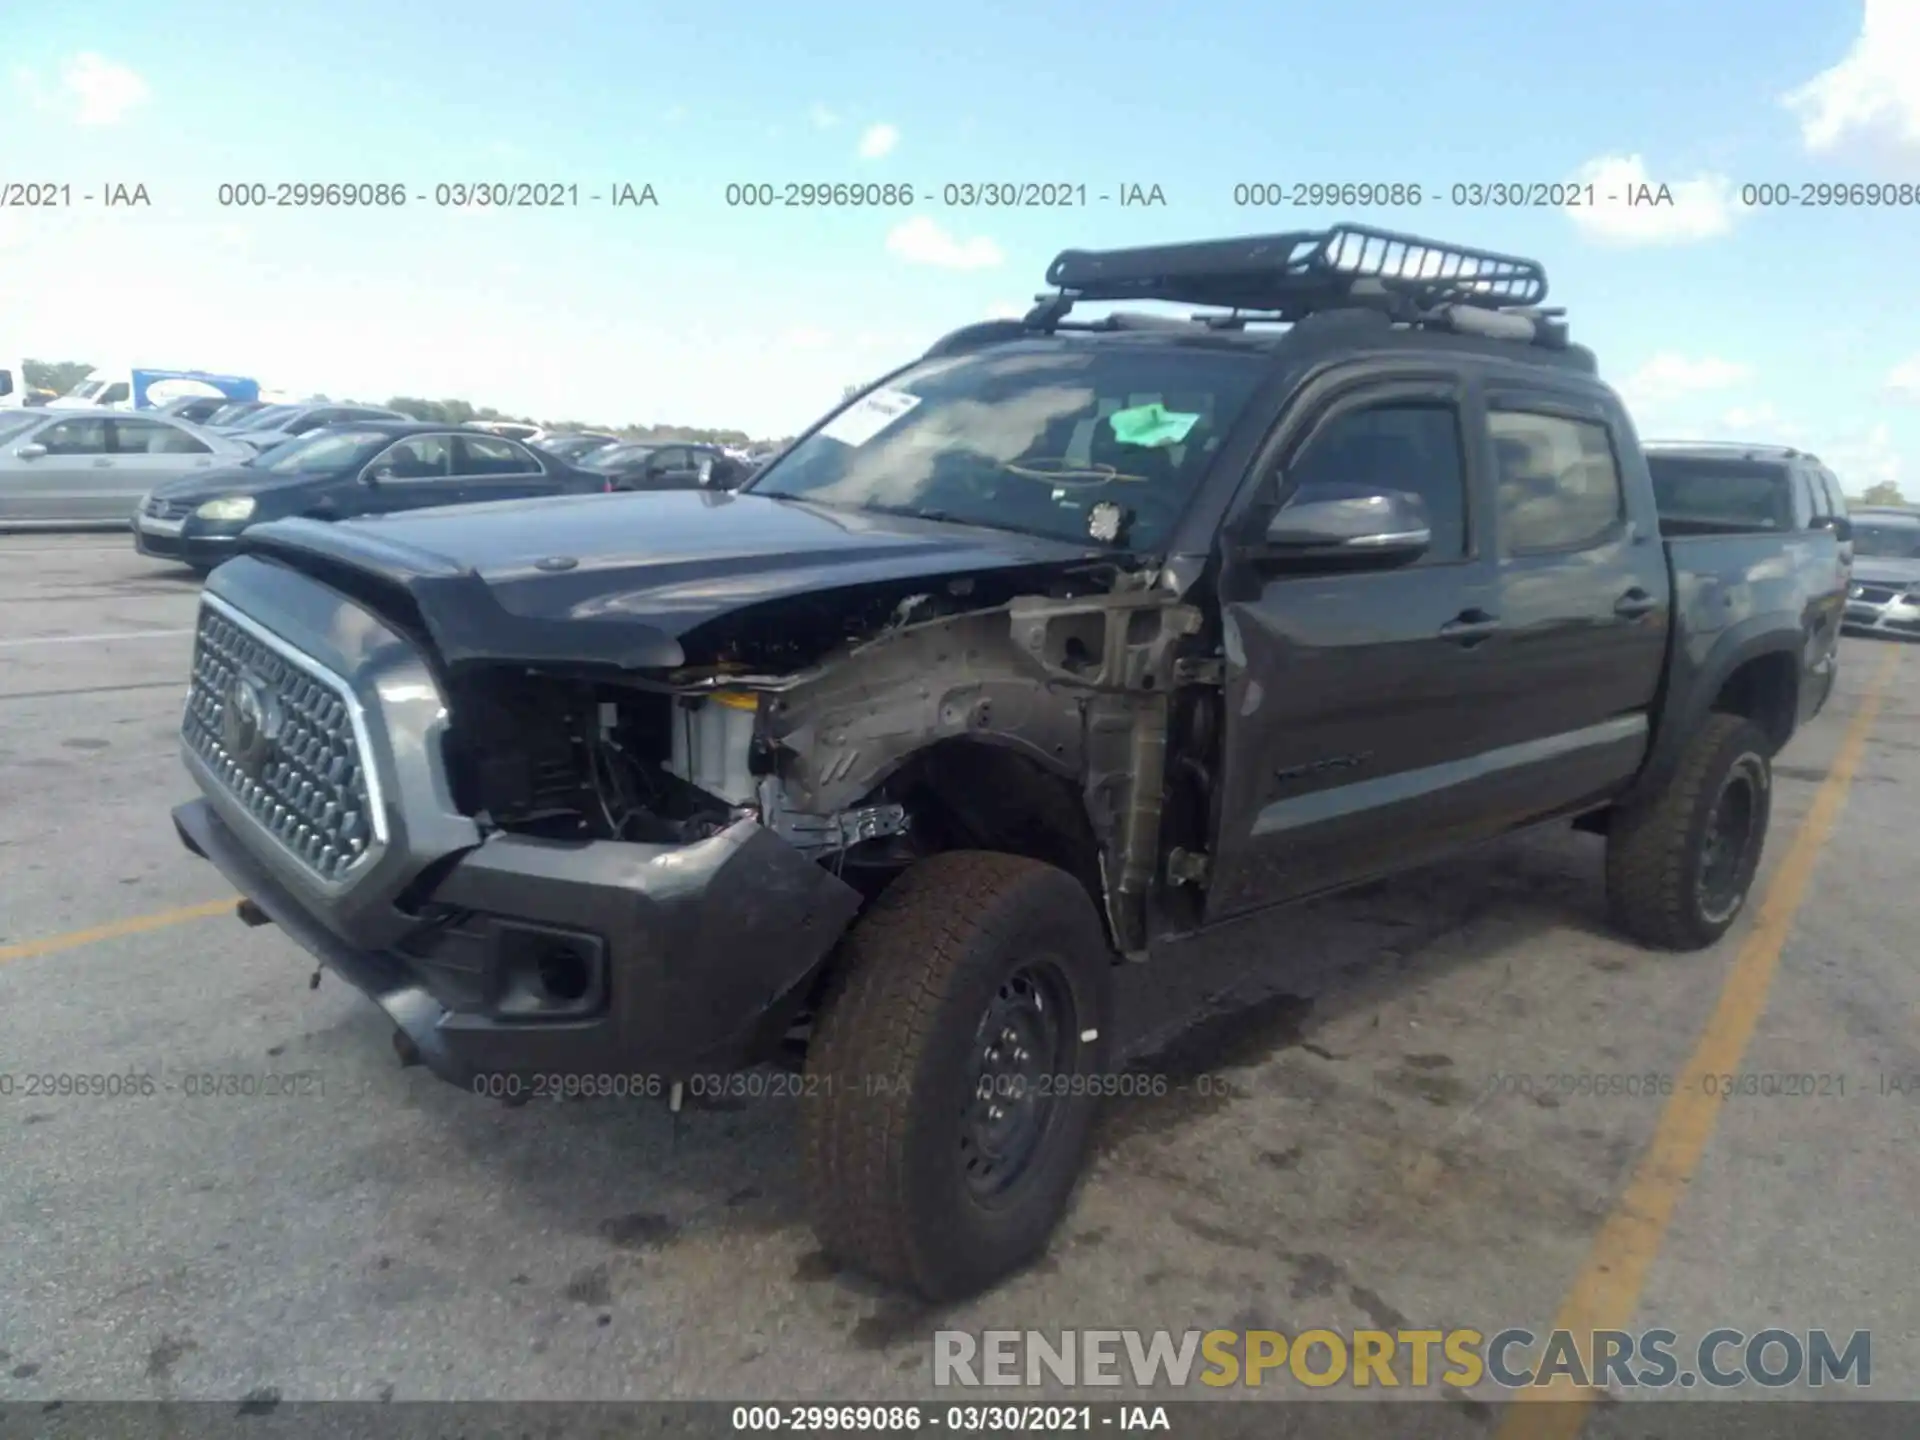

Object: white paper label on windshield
[818,388,922,447]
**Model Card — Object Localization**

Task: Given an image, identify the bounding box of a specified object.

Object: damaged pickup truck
[171,224,1843,1300]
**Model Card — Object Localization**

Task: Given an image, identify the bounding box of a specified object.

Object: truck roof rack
[1028,223,1557,340]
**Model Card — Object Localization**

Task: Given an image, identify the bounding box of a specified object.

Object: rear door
[358,433,468,513]
[108,416,223,517]
[451,433,559,503]
[5,414,114,521]
[1476,386,1670,813]
[1205,370,1512,918]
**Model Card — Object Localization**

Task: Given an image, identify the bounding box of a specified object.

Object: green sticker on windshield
[1107,402,1200,448]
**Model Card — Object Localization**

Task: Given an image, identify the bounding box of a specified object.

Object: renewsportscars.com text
[933,1327,1870,1390]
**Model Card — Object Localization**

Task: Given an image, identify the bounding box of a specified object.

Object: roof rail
[1642,440,1816,461]
[1031,223,1553,336]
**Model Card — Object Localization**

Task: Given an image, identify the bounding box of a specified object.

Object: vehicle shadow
[314,822,1618,1310]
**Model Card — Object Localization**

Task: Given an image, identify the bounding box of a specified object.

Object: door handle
[1615,588,1658,618]
[1439,608,1500,643]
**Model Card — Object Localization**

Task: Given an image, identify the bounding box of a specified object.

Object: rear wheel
[1605,713,1773,951]
[799,851,1114,1300]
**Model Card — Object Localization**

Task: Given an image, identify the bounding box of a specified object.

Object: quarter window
[1489,411,1623,553]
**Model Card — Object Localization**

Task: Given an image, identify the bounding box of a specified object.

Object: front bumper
[174,797,863,1089]
[169,553,864,1093]
[132,513,246,567]
[1841,596,1920,639]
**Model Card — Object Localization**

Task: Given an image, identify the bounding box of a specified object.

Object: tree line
[21,360,790,448]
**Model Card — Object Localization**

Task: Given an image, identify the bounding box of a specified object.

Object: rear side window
[1645,455,1795,533]
[1489,410,1624,553]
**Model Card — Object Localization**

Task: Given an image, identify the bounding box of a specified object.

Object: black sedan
[586,441,753,491]
[131,421,608,572]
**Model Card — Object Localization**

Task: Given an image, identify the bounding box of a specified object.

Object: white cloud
[61,53,149,125]
[781,327,834,350]
[809,103,840,129]
[884,216,1003,270]
[1886,354,1920,401]
[662,105,688,125]
[1617,353,1755,417]
[1563,154,1737,246]
[857,123,899,160]
[1824,423,1903,490]
[1784,0,1920,161]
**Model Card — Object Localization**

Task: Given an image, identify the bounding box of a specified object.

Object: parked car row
[131,421,611,573]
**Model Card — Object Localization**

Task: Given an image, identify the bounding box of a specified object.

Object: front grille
[182,602,378,881]
[144,496,190,521]
[1854,585,1900,605]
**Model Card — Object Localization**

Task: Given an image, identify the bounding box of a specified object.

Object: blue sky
[4,0,1918,490]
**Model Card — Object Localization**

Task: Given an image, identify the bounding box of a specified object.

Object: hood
[237,488,1112,672]
[149,463,335,502]
[1851,557,1920,587]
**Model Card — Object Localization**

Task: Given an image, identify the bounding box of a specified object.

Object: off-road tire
[799,851,1115,1301]
[1605,713,1773,951]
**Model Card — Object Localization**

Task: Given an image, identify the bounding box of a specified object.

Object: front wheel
[799,851,1115,1300]
[1604,713,1773,951]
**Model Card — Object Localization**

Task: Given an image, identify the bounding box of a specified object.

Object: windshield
[1853,520,1920,560]
[749,342,1265,548]
[0,413,44,443]
[1646,456,1793,531]
[257,429,388,474]
[235,405,299,430]
[69,379,108,399]
[207,401,261,425]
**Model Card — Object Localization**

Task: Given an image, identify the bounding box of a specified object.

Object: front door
[7,415,115,522]
[359,433,468,514]
[1204,376,1511,919]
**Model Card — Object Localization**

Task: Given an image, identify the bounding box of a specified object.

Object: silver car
[0,407,255,528]
[1841,507,1920,640]
[227,403,412,454]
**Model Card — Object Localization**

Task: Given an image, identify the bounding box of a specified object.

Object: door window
[113,418,211,454]
[99,381,131,405]
[454,435,540,476]
[38,417,111,455]
[1283,401,1469,563]
[1488,410,1624,553]
[372,435,455,478]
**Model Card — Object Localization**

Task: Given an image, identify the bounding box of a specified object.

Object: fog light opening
[536,945,592,1003]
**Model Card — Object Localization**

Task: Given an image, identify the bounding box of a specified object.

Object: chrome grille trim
[183,592,391,882]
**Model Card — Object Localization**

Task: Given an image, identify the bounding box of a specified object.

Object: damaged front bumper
[170,554,862,1093]
[174,799,862,1089]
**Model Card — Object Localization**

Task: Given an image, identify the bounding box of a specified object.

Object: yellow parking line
[1496,645,1901,1439]
[0,897,238,966]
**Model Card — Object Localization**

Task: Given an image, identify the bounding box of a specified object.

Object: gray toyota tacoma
[171,225,1844,1299]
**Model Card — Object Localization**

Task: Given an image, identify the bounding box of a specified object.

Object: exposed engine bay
[434,568,1216,954]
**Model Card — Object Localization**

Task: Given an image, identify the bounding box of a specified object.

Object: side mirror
[363,466,393,485]
[1248,485,1432,563]
[14,442,48,460]
[1816,514,1853,542]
